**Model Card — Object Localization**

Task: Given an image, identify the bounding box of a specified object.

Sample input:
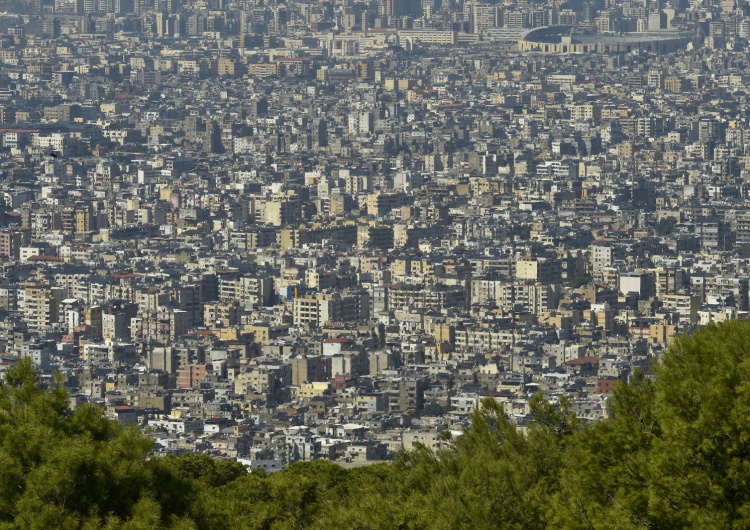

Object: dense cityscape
[0,0,745,476]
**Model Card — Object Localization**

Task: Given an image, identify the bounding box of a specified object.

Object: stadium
[518,26,695,54]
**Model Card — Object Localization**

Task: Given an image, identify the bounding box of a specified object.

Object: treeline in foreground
[3,320,750,529]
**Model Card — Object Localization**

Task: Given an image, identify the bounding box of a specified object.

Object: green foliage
[529,392,580,444]
[648,321,750,528]
[155,453,246,488]
[420,401,448,416]
[549,373,657,529]
[11,168,34,182]
[0,358,157,529]
[566,274,592,288]
[4,321,750,529]
[553,320,750,528]
[655,216,677,236]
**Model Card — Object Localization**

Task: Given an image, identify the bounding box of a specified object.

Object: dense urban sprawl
[0,0,745,471]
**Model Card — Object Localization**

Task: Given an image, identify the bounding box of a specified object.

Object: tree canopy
[655,216,677,236]
[2,320,750,528]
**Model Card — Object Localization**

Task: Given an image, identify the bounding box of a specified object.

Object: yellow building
[22,282,58,330]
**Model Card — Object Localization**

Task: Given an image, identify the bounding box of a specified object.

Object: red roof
[111,273,144,279]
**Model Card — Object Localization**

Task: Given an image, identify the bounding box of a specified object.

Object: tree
[552,320,750,529]
[647,320,750,527]
[420,401,447,417]
[655,217,677,236]
[549,372,657,529]
[377,397,571,530]
[3,322,750,530]
[0,359,159,528]
[566,275,592,288]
